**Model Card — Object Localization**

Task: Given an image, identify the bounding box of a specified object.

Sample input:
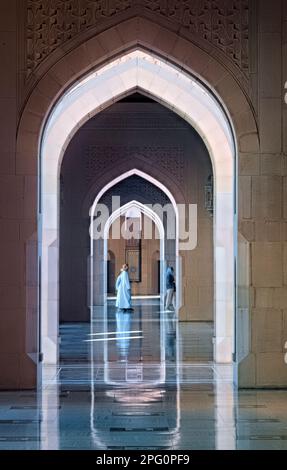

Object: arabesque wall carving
[26,0,249,79]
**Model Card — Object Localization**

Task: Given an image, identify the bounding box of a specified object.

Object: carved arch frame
[16,18,259,385]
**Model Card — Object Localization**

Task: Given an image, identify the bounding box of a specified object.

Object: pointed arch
[101,200,166,305]
[39,49,235,365]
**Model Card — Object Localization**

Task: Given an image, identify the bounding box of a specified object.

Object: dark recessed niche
[118,92,155,103]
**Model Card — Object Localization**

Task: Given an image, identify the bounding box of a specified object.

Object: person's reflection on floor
[116,310,131,361]
[166,311,176,361]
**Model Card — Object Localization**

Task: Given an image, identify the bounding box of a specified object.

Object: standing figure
[165,266,176,311]
[115,264,132,310]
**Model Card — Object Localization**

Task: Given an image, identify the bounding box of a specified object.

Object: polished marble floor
[0,299,287,450]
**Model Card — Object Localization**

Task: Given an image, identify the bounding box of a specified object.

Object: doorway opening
[41,49,236,372]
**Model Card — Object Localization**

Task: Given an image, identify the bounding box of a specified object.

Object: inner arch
[90,174,177,310]
[40,48,235,365]
[103,200,166,304]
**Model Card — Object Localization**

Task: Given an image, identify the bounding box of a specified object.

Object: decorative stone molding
[83,111,189,130]
[26,0,132,77]
[26,0,249,79]
[99,175,171,209]
[84,146,185,186]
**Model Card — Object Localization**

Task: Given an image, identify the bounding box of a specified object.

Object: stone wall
[237,0,287,387]
[0,1,287,388]
[0,1,37,389]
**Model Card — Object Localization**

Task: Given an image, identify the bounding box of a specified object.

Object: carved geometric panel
[84,146,185,186]
[26,0,131,76]
[26,0,249,79]
[142,0,249,73]
[99,175,171,209]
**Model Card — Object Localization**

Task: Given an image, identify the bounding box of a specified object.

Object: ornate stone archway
[16,18,259,387]
[39,48,234,365]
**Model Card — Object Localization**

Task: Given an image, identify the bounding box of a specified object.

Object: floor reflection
[115,310,134,360]
[0,299,287,449]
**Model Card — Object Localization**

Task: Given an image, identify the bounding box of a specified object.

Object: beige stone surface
[16,130,38,157]
[0,219,19,242]
[138,19,165,51]
[284,102,287,154]
[283,177,287,219]
[0,151,15,175]
[255,221,282,242]
[188,308,214,322]
[61,43,93,74]
[284,19,287,154]
[239,133,260,153]
[0,241,24,284]
[251,308,283,353]
[239,221,255,241]
[282,222,287,241]
[259,0,282,33]
[252,176,282,220]
[20,220,37,241]
[273,287,287,309]
[233,108,258,140]
[25,88,51,118]
[0,32,16,97]
[252,242,283,287]
[151,27,178,56]
[35,73,63,103]
[0,1,16,31]
[259,33,282,98]
[0,309,24,353]
[24,176,37,219]
[198,286,213,308]
[84,35,107,66]
[283,243,287,285]
[257,353,287,387]
[261,155,283,175]
[259,99,282,153]
[239,154,260,176]
[0,286,23,311]
[19,354,37,390]
[49,56,77,88]
[250,287,256,309]
[0,176,24,219]
[18,109,43,137]
[0,353,20,389]
[239,176,252,220]
[255,288,274,308]
[0,99,16,154]
[238,353,256,388]
[201,59,229,91]
[283,310,287,348]
[16,149,37,176]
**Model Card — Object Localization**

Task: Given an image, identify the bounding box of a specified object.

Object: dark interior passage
[60,93,213,323]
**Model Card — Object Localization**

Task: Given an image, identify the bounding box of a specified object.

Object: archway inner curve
[90,172,178,309]
[102,200,166,306]
[40,48,235,365]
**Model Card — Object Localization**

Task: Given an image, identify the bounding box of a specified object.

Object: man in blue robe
[115,264,132,310]
[165,266,176,311]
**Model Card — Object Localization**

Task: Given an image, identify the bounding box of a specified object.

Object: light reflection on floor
[0,300,287,449]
